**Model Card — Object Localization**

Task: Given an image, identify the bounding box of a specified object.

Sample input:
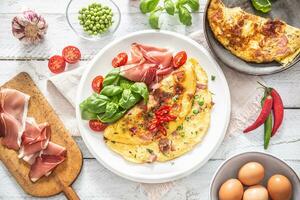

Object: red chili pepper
[243,95,273,133]
[270,89,284,136]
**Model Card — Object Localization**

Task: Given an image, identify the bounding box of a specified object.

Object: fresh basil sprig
[178,5,192,26]
[139,0,199,29]
[80,72,149,123]
[140,0,160,14]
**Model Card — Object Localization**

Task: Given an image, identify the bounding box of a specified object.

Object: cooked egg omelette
[208,0,300,65]
[104,59,196,145]
[105,59,213,163]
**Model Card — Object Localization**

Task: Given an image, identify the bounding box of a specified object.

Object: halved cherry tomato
[48,55,66,74]
[173,51,187,68]
[92,75,104,93]
[62,46,81,64]
[89,120,107,132]
[112,52,128,68]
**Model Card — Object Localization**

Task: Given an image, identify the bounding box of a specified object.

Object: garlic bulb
[12,10,48,44]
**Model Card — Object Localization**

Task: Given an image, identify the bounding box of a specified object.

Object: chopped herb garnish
[177,124,183,130]
[211,75,216,81]
[180,132,185,138]
[185,116,190,121]
[193,109,199,114]
[172,95,179,102]
[146,148,154,154]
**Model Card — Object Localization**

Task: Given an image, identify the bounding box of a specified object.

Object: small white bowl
[210,152,300,199]
[66,0,121,41]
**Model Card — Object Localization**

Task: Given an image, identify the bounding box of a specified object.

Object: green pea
[95,16,100,21]
[96,23,100,28]
[89,24,93,28]
[82,14,86,18]
[91,16,95,20]
[88,30,93,35]
[87,14,92,18]
[80,21,84,25]
[92,26,97,31]
[93,31,98,35]
[101,24,105,29]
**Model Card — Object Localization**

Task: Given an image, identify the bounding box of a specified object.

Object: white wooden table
[1,0,300,199]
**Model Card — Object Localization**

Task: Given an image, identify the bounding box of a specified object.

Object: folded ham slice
[120,43,174,86]
[29,154,65,182]
[19,118,51,164]
[0,89,67,183]
[0,89,29,149]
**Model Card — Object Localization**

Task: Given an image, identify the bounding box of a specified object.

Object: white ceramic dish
[210,152,300,199]
[76,30,231,183]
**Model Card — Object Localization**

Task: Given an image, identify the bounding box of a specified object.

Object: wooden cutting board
[0,72,83,199]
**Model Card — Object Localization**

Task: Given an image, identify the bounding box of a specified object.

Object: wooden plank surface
[1,0,300,199]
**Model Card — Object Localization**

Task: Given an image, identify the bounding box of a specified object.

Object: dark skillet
[203,0,300,75]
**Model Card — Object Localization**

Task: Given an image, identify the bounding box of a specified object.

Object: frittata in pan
[207,0,300,65]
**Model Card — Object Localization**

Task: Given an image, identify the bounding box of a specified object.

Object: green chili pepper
[261,89,272,149]
[264,113,272,149]
[251,0,272,13]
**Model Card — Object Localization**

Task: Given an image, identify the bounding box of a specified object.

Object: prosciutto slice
[120,43,174,86]
[19,118,51,163]
[0,89,67,182]
[0,89,29,149]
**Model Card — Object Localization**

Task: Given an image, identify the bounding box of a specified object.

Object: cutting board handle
[63,186,80,200]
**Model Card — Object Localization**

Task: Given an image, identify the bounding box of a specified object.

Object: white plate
[76,30,231,183]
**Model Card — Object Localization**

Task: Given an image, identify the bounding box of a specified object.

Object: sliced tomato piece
[89,120,107,132]
[92,75,104,93]
[112,52,128,68]
[173,51,187,68]
[48,55,66,74]
[62,46,81,64]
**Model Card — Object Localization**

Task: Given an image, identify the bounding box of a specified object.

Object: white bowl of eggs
[210,152,300,200]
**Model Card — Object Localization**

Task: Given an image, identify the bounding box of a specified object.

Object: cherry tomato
[62,46,81,64]
[92,75,104,93]
[112,52,128,68]
[173,51,187,68]
[48,55,66,74]
[89,120,107,132]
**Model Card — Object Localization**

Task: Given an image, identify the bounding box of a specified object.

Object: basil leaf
[130,82,149,103]
[176,0,187,8]
[100,102,119,120]
[187,0,199,11]
[164,0,175,15]
[251,0,271,13]
[140,0,160,14]
[103,68,120,86]
[119,78,134,89]
[119,89,141,110]
[100,85,123,97]
[81,109,98,120]
[81,93,110,113]
[98,109,127,123]
[178,5,192,26]
[148,7,162,29]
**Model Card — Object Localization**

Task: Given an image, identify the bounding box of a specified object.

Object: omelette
[105,59,213,163]
[207,0,300,65]
[104,59,196,145]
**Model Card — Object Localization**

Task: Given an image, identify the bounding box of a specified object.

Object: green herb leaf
[82,93,111,113]
[148,7,162,29]
[140,0,160,14]
[100,85,123,96]
[178,5,192,26]
[119,78,134,89]
[251,0,271,13]
[100,102,119,120]
[211,75,216,81]
[130,82,149,103]
[186,0,199,12]
[98,109,127,123]
[81,109,99,120]
[103,68,120,86]
[119,89,141,110]
[164,0,175,15]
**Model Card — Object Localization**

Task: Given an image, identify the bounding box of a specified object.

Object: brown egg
[243,185,268,200]
[219,179,244,200]
[267,174,292,200]
[238,162,265,186]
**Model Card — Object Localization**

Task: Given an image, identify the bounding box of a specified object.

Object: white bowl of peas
[66,0,121,41]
